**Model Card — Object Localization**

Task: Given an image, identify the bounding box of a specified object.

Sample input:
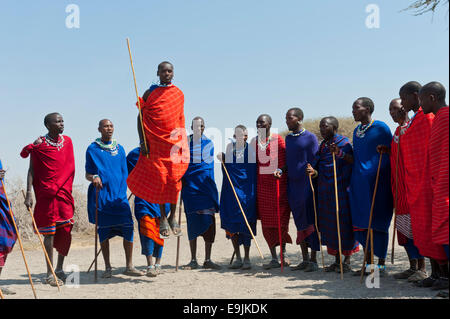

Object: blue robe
[219,142,257,246]
[182,135,219,240]
[85,142,133,229]
[349,121,393,258]
[312,134,358,255]
[285,130,320,251]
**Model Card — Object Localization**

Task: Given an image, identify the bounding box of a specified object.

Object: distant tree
[403,0,449,15]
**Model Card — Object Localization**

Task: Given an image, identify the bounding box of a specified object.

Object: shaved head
[420,81,446,102]
[99,119,112,127]
[400,81,422,96]
[257,114,272,125]
[192,116,205,125]
[287,107,304,121]
[390,98,402,108]
[44,112,61,128]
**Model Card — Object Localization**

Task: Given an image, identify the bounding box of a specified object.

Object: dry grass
[3,177,93,243]
[280,116,357,143]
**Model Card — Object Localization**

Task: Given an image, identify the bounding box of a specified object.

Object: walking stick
[391,141,400,264]
[229,252,236,265]
[370,229,374,273]
[126,38,149,159]
[276,179,283,273]
[332,153,344,280]
[308,173,325,269]
[220,160,264,259]
[21,190,61,291]
[175,194,182,271]
[360,152,384,283]
[94,188,99,282]
[1,181,37,299]
[87,248,102,273]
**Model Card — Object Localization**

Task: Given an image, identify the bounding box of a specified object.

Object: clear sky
[0,0,448,189]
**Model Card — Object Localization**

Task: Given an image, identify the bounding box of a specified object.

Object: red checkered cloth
[255,134,292,248]
[391,125,409,215]
[127,85,189,204]
[401,109,446,261]
[429,107,449,246]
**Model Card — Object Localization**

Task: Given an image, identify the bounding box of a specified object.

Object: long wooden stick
[126,38,149,158]
[94,188,99,282]
[332,153,344,280]
[1,180,37,299]
[175,194,182,272]
[370,229,374,273]
[308,174,325,269]
[360,152,384,283]
[87,248,102,273]
[220,161,264,259]
[276,179,283,272]
[391,140,400,264]
[21,190,61,292]
[229,252,236,265]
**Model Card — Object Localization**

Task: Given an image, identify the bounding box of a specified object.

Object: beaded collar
[233,142,247,160]
[44,134,65,151]
[95,138,119,156]
[288,128,306,137]
[258,134,273,151]
[393,122,409,144]
[355,120,374,138]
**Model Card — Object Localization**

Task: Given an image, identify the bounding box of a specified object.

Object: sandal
[45,275,64,287]
[159,219,170,239]
[1,287,16,295]
[203,260,222,270]
[242,260,252,270]
[263,259,281,270]
[101,268,113,278]
[324,263,338,272]
[146,265,157,277]
[155,264,163,275]
[304,262,319,272]
[123,267,145,277]
[290,261,309,271]
[432,277,449,290]
[168,218,182,237]
[55,270,67,282]
[229,260,244,269]
[182,260,199,270]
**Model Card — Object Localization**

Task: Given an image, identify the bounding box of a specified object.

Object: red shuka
[401,109,446,261]
[429,107,449,246]
[20,136,75,228]
[255,133,292,248]
[127,85,190,204]
[391,125,408,215]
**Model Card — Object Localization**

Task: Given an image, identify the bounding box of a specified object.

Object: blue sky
[0,0,448,189]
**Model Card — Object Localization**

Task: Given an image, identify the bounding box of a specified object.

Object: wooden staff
[94,188,99,282]
[276,179,283,272]
[370,229,374,273]
[21,190,61,292]
[229,252,236,265]
[308,173,325,269]
[1,180,37,299]
[391,141,400,264]
[87,248,102,273]
[220,160,264,259]
[360,152,384,283]
[126,38,148,158]
[175,194,183,271]
[0,287,4,300]
[332,153,344,280]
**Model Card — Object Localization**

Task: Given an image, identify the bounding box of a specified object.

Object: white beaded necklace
[44,134,65,151]
[258,134,272,151]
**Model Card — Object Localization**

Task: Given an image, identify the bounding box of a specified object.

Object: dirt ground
[0,216,444,299]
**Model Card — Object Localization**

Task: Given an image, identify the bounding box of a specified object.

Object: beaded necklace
[258,134,272,151]
[394,122,409,143]
[233,142,247,161]
[355,120,374,138]
[95,138,119,156]
[288,128,306,137]
[44,134,65,151]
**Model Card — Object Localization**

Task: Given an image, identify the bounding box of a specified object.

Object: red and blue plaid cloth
[0,161,17,266]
